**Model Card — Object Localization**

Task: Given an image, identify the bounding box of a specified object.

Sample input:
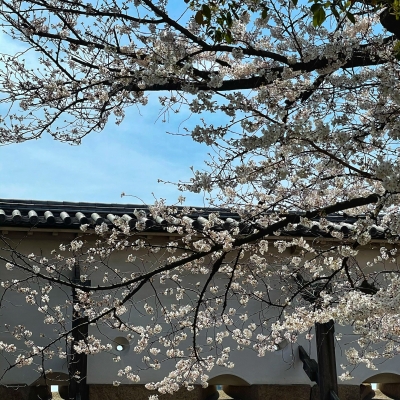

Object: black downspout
[315,320,338,400]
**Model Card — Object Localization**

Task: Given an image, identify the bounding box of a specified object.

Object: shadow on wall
[362,373,400,400]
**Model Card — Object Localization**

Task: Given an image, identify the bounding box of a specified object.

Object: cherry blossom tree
[1,0,400,399]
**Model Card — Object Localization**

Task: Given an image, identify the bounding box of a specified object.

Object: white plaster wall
[0,231,399,386]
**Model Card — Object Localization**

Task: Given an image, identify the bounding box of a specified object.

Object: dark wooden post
[68,264,90,400]
[315,320,338,400]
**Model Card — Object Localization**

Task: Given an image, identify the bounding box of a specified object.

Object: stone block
[57,385,69,400]
[222,384,255,399]
[360,383,375,400]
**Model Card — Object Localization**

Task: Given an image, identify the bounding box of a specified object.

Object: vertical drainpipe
[315,320,338,400]
[69,263,90,400]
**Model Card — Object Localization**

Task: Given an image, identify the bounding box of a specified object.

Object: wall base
[223,384,361,400]
[223,384,310,400]
[0,385,51,400]
[0,383,364,400]
[311,384,360,400]
[89,384,217,400]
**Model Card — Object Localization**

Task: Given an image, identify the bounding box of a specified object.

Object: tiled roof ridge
[0,198,229,214]
[0,198,385,239]
[0,198,241,232]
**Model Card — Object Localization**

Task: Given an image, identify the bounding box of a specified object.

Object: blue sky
[0,104,209,206]
[0,32,212,207]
